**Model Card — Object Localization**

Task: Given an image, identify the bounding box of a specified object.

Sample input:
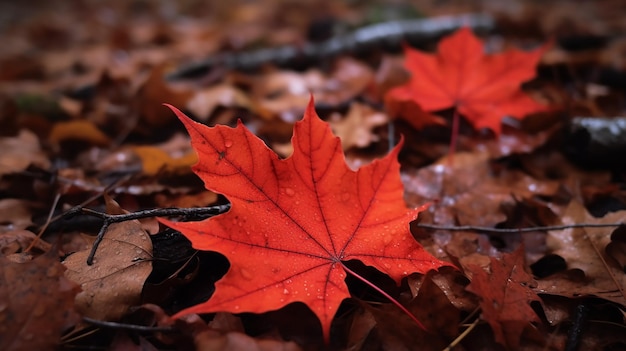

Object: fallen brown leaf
[63,198,153,321]
[0,229,51,255]
[0,199,35,233]
[0,250,80,351]
[539,200,626,305]
[0,130,50,175]
[329,102,388,150]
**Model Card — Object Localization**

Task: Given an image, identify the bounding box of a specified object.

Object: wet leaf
[466,245,542,349]
[0,250,80,351]
[161,96,450,339]
[63,198,153,321]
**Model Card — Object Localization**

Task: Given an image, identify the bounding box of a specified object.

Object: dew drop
[284,188,295,196]
[224,140,233,148]
[240,268,253,280]
[283,288,290,295]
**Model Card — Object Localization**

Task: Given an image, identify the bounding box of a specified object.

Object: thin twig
[416,222,624,233]
[442,317,480,351]
[26,193,60,252]
[82,317,175,333]
[72,204,231,265]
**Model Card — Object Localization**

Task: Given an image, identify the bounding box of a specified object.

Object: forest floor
[1,1,626,350]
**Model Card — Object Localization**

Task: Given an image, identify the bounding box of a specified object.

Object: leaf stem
[340,263,427,331]
[447,108,460,166]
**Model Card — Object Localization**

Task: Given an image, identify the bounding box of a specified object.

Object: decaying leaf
[539,200,626,306]
[136,65,194,128]
[161,96,450,339]
[329,102,388,150]
[48,119,112,146]
[0,199,35,233]
[0,130,50,175]
[0,250,80,351]
[130,145,197,176]
[466,245,542,349]
[63,198,153,321]
[0,229,51,255]
[403,151,560,228]
[186,83,252,121]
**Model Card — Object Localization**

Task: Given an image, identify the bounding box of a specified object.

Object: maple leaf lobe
[161,98,449,340]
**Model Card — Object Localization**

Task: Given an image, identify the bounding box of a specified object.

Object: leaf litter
[1,1,626,350]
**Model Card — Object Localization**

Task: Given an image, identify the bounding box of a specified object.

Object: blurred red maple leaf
[386,27,551,135]
[160,97,450,340]
[466,245,542,348]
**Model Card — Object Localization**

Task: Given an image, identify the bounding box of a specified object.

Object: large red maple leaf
[161,97,450,340]
[386,27,550,135]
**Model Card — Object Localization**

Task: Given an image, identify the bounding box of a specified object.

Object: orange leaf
[466,245,542,348]
[160,96,450,340]
[386,28,550,135]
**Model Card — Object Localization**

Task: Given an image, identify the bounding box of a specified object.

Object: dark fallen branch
[64,204,231,265]
[166,13,495,80]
